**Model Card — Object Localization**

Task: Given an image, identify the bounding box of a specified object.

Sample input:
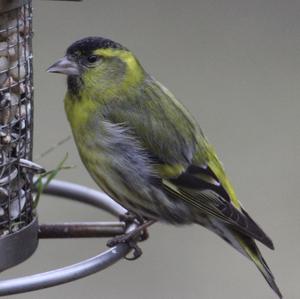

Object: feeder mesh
[0,1,34,236]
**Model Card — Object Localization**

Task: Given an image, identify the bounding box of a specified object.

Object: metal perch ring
[0,179,137,297]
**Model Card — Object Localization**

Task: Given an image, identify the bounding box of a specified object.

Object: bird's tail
[199,218,282,298]
[238,234,282,298]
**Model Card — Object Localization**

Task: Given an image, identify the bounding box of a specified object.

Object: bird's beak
[47,56,80,76]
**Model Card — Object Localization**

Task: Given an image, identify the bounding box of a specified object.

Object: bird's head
[47,36,145,96]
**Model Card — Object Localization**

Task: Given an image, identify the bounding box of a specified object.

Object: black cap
[66,36,127,56]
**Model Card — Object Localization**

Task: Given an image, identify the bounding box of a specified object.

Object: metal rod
[40,179,127,217]
[0,180,135,296]
[38,222,126,238]
[0,244,131,296]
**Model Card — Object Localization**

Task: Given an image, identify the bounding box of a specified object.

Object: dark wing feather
[163,164,274,249]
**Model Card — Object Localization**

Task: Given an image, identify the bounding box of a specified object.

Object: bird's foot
[119,212,144,225]
[107,233,143,260]
[107,219,156,260]
[119,212,149,242]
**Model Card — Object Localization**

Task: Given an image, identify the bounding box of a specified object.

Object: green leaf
[33,153,74,208]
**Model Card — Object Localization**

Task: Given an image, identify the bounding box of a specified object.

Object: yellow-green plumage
[48,36,282,298]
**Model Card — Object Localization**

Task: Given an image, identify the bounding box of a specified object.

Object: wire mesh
[0,0,34,236]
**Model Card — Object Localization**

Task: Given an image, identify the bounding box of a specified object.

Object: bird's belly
[73,130,193,224]
[77,148,159,219]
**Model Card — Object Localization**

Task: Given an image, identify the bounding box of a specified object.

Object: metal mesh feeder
[0,0,37,271]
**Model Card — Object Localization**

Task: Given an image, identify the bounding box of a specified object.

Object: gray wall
[3,0,300,298]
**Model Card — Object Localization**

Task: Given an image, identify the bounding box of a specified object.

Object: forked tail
[200,218,282,298]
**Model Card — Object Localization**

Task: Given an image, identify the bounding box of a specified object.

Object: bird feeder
[0,0,38,271]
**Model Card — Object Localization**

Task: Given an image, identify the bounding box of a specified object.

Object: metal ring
[42,179,127,217]
[0,179,132,296]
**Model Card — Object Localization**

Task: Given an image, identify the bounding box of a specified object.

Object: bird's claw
[107,217,155,260]
[124,240,143,260]
[107,233,143,260]
[119,212,138,224]
[118,213,149,242]
[119,212,144,225]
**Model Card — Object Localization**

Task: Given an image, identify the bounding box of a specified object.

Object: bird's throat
[67,75,83,96]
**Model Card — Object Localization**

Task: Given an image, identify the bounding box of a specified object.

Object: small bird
[48,36,282,298]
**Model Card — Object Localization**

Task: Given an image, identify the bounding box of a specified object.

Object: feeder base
[0,217,38,271]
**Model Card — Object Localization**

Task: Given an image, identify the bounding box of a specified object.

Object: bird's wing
[162,160,274,249]
[101,78,202,170]
[103,77,273,249]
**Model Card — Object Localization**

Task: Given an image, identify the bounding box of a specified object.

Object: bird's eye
[86,55,100,64]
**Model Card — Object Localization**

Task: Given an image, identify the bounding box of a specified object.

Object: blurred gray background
[3,0,300,298]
